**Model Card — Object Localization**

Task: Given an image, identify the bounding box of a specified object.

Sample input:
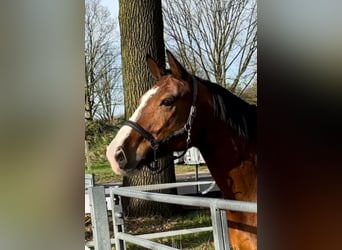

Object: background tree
[163,0,257,98]
[119,0,177,216]
[85,0,122,122]
[240,80,257,104]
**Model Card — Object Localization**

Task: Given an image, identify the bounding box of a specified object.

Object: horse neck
[191,83,257,249]
[194,118,257,201]
[196,114,256,163]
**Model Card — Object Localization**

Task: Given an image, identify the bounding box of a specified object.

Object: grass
[85,161,123,183]
[155,232,214,250]
[174,164,208,175]
[125,211,214,249]
[126,232,214,250]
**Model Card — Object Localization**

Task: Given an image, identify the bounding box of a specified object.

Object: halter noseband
[123,77,198,171]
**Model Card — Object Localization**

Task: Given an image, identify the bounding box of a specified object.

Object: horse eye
[161,98,174,106]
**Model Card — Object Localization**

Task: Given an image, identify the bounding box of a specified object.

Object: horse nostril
[115,147,127,169]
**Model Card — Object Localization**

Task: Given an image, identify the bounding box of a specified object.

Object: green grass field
[156,213,214,250]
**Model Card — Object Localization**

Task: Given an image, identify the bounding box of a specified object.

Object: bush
[85,118,124,170]
[85,118,123,146]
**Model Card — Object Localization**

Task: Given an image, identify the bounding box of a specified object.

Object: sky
[99,0,124,116]
[102,0,118,18]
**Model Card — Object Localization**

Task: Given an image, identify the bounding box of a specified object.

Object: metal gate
[85,179,257,250]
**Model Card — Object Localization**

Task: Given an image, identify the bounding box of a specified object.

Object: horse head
[106,51,204,175]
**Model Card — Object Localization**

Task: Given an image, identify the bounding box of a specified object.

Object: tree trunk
[122,156,179,217]
[119,0,178,217]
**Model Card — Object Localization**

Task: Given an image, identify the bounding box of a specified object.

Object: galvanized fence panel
[110,185,256,250]
[86,182,257,250]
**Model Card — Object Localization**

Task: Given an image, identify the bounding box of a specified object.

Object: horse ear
[166,50,189,80]
[146,54,162,80]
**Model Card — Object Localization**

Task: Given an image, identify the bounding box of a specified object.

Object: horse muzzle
[106,138,146,176]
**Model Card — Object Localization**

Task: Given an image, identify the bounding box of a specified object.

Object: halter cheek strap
[123,76,198,169]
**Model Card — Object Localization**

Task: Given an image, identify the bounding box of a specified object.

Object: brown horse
[106,51,257,250]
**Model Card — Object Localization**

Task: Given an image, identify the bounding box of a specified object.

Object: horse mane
[198,77,257,140]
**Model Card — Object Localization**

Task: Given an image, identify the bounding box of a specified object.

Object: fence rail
[110,186,257,213]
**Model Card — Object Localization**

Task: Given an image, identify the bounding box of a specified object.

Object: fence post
[88,186,111,250]
[210,205,230,250]
[85,173,95,189]
[110,187,126,250]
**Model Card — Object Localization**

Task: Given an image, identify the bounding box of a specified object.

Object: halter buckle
[150,141,159,151]
[190,105,197,117]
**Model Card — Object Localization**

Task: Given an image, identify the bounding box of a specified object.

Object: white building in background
[174,147,205,165]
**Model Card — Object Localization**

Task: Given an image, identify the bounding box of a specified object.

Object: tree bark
[122,157,178,217]
[119,0,178,217]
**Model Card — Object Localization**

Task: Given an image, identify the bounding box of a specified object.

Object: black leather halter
[123,77,198,170]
